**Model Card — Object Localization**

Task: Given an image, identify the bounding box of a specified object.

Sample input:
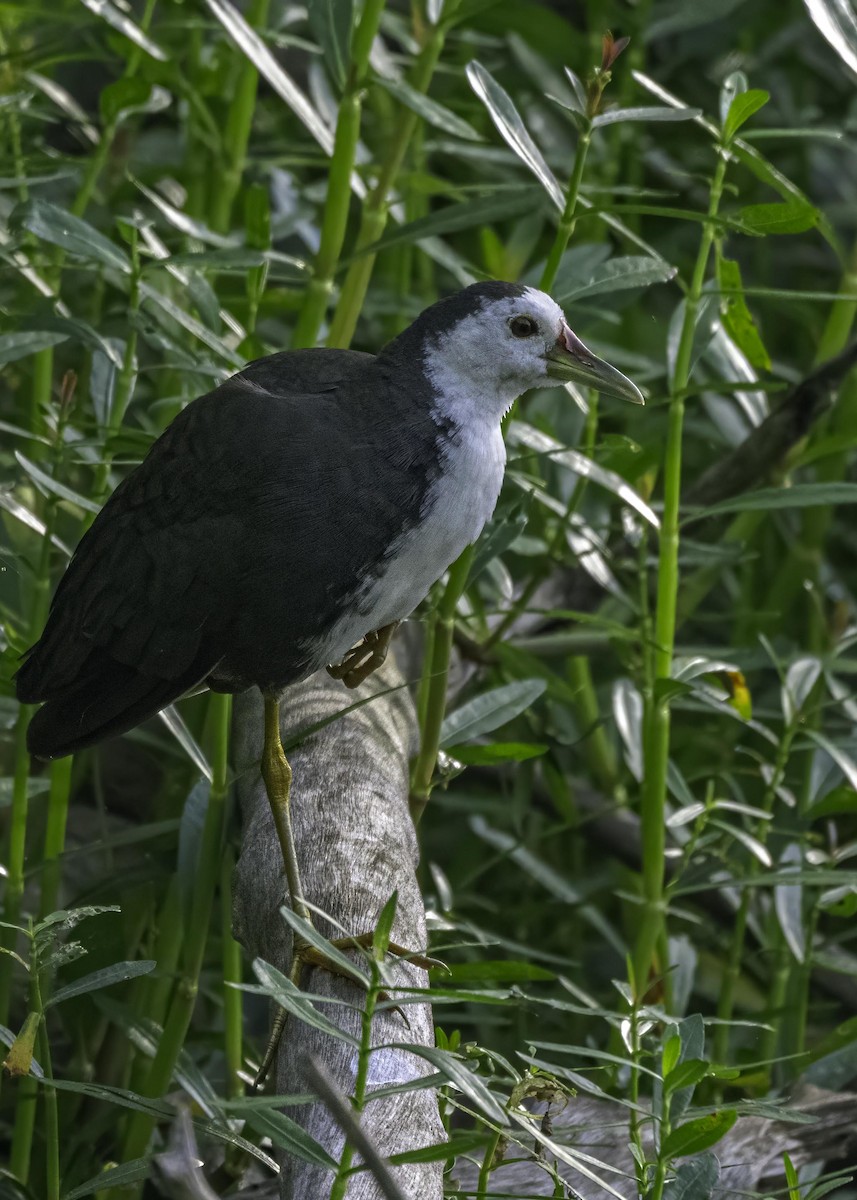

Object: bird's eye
[509,315,539,338]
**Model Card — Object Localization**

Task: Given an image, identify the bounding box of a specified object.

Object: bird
[16,280,642,1061]
[17,280,642,760]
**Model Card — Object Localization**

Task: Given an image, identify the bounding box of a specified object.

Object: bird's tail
[19,649,207,760]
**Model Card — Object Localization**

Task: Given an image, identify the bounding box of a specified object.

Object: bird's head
[392,281,643,418]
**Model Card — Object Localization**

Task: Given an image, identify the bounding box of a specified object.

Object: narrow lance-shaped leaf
[11,198,131,273]
[592,105,703,128]
[804,0,857,79]
[307,0,354,91]
[466,60,564,210]
[378,78,482,142]
[508,421,660,529]
[46,960,156,1008]
[205,0,335,156]
[0,330,68,367]
[440,679,546,746]
[79,0,167,61]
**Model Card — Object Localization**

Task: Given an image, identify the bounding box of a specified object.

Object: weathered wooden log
[231,659,444,1200]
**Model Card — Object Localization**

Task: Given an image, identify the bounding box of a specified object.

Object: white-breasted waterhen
[16,280,642,1076]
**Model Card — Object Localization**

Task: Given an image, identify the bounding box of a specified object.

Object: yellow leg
[260,694,309,925]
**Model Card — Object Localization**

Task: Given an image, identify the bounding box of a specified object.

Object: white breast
[320,417,506,667]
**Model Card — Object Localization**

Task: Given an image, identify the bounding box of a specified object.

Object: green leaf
[663,1152,721,1200]
[686,483,857,521]
[559,254,677,301]
[373,891,398,959]
[100,79,170,126]
[15,452,101,515]
[46,960,155,1009]
[0,330,69,367]
[723,88,769,141]
[508,421,660,529]
[592,105,702,128]
[442,959,555,982]
[661,1109,738,1158]
[251,958,360,1044]
[205,0,334,156]
[388,1131,487,1164]
[466,60,563,209]
[386,1043,508,1125]
[353,186,543,257]
[809,786,857,819]
[242,1106,339,1170]
[178,779,210,923]
[63,1158,153,1200]
[716,255,770,370]
[440,678,546,746]
[307,0,354,90]
[446,741,548,765]
[80,0,167,60]
[774,843,805,963]
[277,907,371,986]
[664,1058,710,1095]
[11,199,131,273]
[737,200,819,235]
[378,77,482,141]
[662,1033,681,1077]
[805,0,857,77]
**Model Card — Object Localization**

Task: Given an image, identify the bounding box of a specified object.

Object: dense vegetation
[2,0,857,1196]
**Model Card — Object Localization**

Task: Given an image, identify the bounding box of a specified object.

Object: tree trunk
[231,657,444,1200]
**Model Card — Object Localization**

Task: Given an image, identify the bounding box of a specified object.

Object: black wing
[18,349,382,757]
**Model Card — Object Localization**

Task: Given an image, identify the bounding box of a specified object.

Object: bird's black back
[18,345,450,757]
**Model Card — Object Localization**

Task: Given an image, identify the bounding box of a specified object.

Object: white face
[423,286,569,420]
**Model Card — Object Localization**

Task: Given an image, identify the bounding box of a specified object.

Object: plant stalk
[633,150,727,997]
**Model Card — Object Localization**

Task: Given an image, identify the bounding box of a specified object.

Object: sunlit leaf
[660,1109,738,1157]
[440,678,546,746]
[0,330,68,367]
[205,0,335,155]
[774,843,806,963]
[804,0,857,78]
[11,199,131,273]
[723,88,769,140]
[46,960,155,1008]
[79,0,168,60]
[378,77,482,141]
[386,1042,508,1124]
[593,105,702,127]
[737,200,819,235]
[466,61,564,209]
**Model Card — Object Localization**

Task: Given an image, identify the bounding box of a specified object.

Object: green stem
[327,975,380,1200]
[210,0,271,233]
[220,849,244,1098]
[119,695,231,1167]
[39,757,73,919]
[327,9,454,349]
[291,0,387,348]
[476,1128,503,1198]
[410,547,473,822]
[539,125,591,293]
[633,150,728,998]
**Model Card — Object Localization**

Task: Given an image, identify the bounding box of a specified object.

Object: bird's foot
[326,621,399,688]
[252,931,444,1090]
